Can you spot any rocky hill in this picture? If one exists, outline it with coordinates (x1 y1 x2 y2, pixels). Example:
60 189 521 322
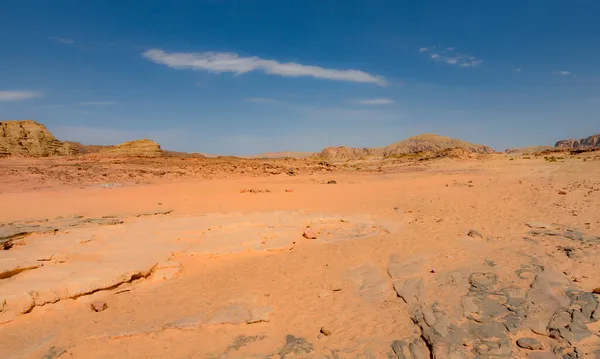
97 139 162 157
504 146 554 155
0 120 76 156
555 134 600 149
314 134 494 160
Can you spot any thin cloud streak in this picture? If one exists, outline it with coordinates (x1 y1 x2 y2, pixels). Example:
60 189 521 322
420 46 483 68
142 49 389 86
50 37 75 44
358 98 395 105
0 91 43 102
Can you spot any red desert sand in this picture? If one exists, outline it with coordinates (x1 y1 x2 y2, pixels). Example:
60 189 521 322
1 151 600 358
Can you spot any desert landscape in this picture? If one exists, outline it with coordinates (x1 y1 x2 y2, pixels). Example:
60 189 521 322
0 119 599 358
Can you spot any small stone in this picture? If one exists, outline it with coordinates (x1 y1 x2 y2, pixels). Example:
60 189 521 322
303 227 318 239
467 229 483 239
285 189 294 192
327 180 337 184
593 288 600 294
320 327 332 336
516 338 543 350
558 190 567 195
90 301 108 312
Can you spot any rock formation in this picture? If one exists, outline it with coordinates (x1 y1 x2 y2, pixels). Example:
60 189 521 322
314 134 494 160
0 120 75 156
100 139 163 157
555 134 600 149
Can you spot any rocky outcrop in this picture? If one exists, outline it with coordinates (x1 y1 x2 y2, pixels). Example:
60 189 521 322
383 134 494 156
314 134 494 160
315 146 382 160
101 139 163 157
555 134 600 149
504 146 554 154
0 120 75 156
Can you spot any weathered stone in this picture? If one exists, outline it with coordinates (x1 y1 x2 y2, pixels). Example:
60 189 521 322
467 229 483 239
526 222 555 229
408 339 429 359
303 227 318 239
278 335 314 358
247 306 273 324
346 264 394 302
391 340 410 359
468 272 498 290
387 255 427 280
206 304 250 325
163 315 203 330
41 346 68 359
517 338 543 350
90 301 107 312
392 278 424 305
320 327 332 336
568 291 598 320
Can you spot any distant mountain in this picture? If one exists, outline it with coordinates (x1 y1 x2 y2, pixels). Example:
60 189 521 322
555 134 600 150
504 146 554 155
249 151 315 159
314 134 494 160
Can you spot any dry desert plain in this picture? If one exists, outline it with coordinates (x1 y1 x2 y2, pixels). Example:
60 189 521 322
1 153 600 358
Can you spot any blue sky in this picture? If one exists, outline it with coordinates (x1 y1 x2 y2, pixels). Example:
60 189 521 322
1 0 599 155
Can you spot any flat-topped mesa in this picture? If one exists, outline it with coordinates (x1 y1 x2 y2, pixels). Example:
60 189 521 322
314 133 494 160
555 134 600 149
0 120 76 156
101 139 163 157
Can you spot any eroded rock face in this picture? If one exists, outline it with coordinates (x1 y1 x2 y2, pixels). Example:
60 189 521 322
385 223 600 359
0 120 75 156
313 134 495 160
101 139 163 157
555 134 600 149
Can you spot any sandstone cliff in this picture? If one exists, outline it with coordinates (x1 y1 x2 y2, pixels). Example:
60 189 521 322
555 134 600 149
0 120 75 156
314 134 494 160
101 139 163 157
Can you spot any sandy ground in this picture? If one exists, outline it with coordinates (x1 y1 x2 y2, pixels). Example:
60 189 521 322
1 155 599 358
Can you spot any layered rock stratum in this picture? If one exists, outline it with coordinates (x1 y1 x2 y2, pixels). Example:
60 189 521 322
0 120 75 156
555 134 600 150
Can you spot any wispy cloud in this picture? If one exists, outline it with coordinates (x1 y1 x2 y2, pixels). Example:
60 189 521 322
142 49 389 86
0 90 43 102
79 101 121 105
419 46 483 68
358 98 395 105
515 68 522 73
245 97 279 104
554 70 571 76
50 37 75 45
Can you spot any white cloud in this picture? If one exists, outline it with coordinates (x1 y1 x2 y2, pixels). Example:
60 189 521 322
554 71 571 76
245 97 278 104
142 49 388 86
79 101 121 105
420 46 483 68
358 98 395 105
0 91 43 102
50 37 75 45
515 68 522 73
